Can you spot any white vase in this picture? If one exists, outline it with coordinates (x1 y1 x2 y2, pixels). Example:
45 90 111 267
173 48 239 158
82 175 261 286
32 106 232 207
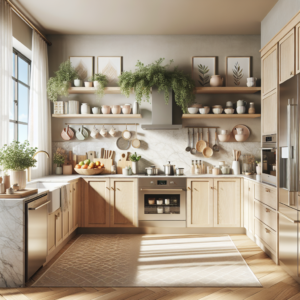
256 165 262 175
132 161 138 174
10 170 26 190
232 161 240 175
74 79 82 87
56 166 63 175
133 101 139 114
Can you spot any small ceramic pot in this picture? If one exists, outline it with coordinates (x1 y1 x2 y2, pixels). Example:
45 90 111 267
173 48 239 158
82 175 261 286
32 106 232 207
101 105 111 114
111 105 121 114
199 106 210 114
84 81 93 87
92 107 100 114
56 166 63 175
212 108 223 114
224 108 235 114
122 106 132 114
221 130 228 135
81 103 91 114
93 81 99 88
226 101 233 107
74 79 82 87
10 170 26 190
210 75 223 87
248 102 255 114
247 77 257 87
237 100 247 107
236 106 246 114
256 165 262 175
133 102 139 114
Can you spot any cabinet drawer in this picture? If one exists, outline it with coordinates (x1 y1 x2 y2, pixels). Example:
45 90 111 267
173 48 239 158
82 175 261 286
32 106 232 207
255 218 276 254
254 183 277 210
254 201 277 231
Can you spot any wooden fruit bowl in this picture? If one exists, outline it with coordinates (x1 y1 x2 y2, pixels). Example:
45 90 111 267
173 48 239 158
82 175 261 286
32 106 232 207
74 168 105 175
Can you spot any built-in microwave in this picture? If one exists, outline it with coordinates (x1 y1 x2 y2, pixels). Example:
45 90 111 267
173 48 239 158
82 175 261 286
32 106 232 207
262 134 277 186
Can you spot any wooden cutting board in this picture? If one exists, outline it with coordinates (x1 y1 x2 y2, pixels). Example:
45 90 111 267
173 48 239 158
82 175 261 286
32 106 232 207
72 154 77 174
87 151 96 161
77 154 87 164
117 152 132 174
0 188 38 198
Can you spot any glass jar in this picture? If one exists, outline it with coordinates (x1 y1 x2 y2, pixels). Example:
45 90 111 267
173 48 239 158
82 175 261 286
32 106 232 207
242 154 256 175
248 102 255 114
207 166 212 174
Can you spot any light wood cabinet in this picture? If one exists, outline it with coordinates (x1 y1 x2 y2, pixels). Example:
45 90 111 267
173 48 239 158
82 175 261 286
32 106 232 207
279 28 295 84
296 23 300 74
243 179 249 230
48 208 62 255
248 181 255 235
187 179 214 227
62 205 69 240
261 90 277 135
73 181 79 229
213 178 241 227
55 209 62 246
69 185 74 233
262 44 278 95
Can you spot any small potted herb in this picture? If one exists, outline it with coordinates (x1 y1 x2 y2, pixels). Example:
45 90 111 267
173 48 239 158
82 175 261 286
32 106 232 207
92 73 108 98
84 76 93 88
129 152 141 174
53 152 66 175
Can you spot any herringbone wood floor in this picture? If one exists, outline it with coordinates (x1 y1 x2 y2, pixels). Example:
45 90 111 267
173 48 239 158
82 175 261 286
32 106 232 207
1 234 300 300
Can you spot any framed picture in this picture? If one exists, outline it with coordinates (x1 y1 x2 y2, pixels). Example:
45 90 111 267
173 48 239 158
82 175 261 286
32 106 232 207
226 56 250 87
69 56 94 82
97 56 122 87
192 56 216 87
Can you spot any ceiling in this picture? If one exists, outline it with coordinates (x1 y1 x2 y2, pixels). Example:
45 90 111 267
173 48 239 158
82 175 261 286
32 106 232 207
14 0 278 35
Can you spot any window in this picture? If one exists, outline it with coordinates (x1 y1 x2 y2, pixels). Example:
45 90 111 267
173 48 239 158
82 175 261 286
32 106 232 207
10 48 31 143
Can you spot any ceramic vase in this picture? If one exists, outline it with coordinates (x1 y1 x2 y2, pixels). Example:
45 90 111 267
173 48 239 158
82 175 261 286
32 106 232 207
133 102 139 114
10 170 26 190
232 161 241 175
210 75 223 87
3 175 10 190
132 161 138 174
256 165 262 175
74 79 82 87
56 166 63 175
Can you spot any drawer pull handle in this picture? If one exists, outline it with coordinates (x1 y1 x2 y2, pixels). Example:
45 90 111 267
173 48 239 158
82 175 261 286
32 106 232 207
111 187 115 191
188 187 191 190
265 228 271 233
194 188 198 191
117 188 120 191
265 188 270 193
73 188 75 191
266 208 271 213
291 71 294 75
106 187 110 190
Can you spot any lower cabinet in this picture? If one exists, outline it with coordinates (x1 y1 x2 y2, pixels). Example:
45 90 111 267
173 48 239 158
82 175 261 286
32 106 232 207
187 178 241 227
83 178 138 227
48 208 62 255
248 181 255 235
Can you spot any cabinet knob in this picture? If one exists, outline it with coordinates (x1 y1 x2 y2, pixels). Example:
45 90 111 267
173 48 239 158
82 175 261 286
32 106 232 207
70 190 72 193
290 71 294 75
73 188 75 191
210 187 214 190
265 188 270 193
248 187 250 191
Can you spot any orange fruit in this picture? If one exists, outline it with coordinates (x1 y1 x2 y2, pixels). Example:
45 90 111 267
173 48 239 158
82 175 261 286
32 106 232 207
75 164 81 169
82 165 88 169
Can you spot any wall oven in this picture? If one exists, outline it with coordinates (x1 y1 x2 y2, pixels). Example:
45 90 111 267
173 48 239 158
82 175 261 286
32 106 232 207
262 134 277 186
138 177 186 227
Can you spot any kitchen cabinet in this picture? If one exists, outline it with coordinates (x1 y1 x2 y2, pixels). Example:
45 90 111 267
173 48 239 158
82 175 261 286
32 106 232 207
48 208 62 255
244 179 249 230
213 178 241 227
261 90 277 135
62 204 69 240
187 179 214 227
69 185 74 233
262 44 278 96
279 28 295 84
248 181 255 235
296 23 300 74
55 209 62 246
73 181 79 229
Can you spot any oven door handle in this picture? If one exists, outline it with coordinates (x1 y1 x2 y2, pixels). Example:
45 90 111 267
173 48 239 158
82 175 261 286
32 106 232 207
140 189 185 192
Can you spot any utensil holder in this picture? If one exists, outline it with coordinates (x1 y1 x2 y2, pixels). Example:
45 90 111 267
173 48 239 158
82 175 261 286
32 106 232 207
232 161 241 175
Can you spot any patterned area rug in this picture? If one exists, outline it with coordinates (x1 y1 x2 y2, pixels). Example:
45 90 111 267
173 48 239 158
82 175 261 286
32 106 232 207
33 234 261 287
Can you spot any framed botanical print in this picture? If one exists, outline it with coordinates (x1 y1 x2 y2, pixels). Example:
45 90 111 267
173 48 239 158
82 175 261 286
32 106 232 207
69 56 94 82
97 56 122 87
192 56 216 87
226 56 250 87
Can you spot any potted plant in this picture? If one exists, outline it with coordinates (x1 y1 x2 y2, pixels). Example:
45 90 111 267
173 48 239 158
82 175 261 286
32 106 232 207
53 152 66 175
84 76 93 88
0 141 37 190
47 60 78 101
129 152 141 175
92 73 108 98
118 58 195 113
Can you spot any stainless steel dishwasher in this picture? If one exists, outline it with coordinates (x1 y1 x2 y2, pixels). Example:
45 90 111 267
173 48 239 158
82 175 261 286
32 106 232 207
25 194 50 282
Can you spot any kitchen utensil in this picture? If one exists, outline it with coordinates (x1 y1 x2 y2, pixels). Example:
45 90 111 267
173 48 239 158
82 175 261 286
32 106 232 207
111 105 122 114
247 77 257 87
175 168 184 175
116 137 131 150
101 105 111 114
121 105 132 114
218 134 231 142
199 107 210 114
153 168 159 175
117 153 132 174
196 128 207 153
91 126 100 138
185 129 191 152
122 125 131 140
235 134 248 142
76 126 88 140
212 107 223 114
163 161 175 175
61 125 74 141
100 126 108 137
248 102 255 114
232 124 250 141
224 108 235 114
237 100 247 107
212 167 220 175
236 106 246 114
132 124 141 148
74 168 105 175
146 167 154 175
221 165 230 174
232 161 241 175
212 129 219 152
190 128 197 155
203 129 213 158
109 127 117 137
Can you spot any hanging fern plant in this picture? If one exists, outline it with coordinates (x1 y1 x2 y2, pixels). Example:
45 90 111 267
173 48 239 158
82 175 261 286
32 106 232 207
92 73 108 98
118 58 195 113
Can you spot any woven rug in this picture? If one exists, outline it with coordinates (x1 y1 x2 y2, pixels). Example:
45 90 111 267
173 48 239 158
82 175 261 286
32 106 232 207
33 234 261 287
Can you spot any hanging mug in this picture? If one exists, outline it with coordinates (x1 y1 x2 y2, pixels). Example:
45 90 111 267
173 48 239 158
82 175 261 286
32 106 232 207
91 126 100 139
100 126 108 137
109 127 117 137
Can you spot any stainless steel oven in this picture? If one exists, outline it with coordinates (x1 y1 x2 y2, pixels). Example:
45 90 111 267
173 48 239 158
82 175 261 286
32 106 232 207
138 177 186 227
262 134 277 186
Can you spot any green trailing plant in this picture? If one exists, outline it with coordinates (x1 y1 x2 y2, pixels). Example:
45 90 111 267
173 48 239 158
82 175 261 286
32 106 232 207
129 152 141 162
53 153 66 167
0 140 37 171
47 60 78 101
92 73 108 98
198 64 210 86
232 62 243 85
119 58 195 113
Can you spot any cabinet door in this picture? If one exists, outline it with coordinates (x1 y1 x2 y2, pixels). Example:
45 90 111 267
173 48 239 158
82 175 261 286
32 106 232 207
69 185 74 233
55 209 62 247
244 179 249 230
110 179 138 227
187 179 214 227
248 181 255 235
62 207 69 240
262 90 277 135
279 28 295 84
84 179 110 227
262 44 277 95
213 178 241 227
48 212 56 254
73 181 79 229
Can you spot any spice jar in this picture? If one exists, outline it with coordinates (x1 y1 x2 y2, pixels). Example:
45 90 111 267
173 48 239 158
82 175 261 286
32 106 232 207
212 166 220 175
248 102 255 114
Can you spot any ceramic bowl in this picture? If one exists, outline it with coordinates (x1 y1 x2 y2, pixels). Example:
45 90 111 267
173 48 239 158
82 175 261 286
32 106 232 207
188 107 199 114
235 134 248 142
224 108 235 114
218 134 231 142
212 108 223 114
199 107 210 114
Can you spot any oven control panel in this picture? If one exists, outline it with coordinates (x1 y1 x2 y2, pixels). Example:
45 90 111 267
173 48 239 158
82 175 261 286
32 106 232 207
140 177 186 187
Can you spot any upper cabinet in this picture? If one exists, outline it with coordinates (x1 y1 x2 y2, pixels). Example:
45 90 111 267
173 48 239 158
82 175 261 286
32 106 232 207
279 28 295 84
262 44 278 95
296 23 300 74
261 90 277 135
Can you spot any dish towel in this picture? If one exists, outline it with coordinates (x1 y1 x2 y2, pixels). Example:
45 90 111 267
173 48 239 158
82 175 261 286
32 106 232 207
61 184 70 211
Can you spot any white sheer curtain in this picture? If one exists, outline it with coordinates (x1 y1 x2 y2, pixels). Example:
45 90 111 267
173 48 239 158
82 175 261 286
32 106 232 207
29 31 51 179
0 0 12 147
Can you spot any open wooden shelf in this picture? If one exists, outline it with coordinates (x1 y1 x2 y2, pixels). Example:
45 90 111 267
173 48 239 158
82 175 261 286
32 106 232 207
52 114 142 119
68 87 122 94
194 87 261 94
182 114 261 119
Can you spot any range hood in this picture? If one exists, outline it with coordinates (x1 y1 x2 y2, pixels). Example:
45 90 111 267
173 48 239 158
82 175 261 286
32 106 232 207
141 88 182 130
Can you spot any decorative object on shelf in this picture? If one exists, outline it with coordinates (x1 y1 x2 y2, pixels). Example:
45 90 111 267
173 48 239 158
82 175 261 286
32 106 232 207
226 101 233 107
119 58 195 113
188 107 199 114
3 174 10 190
212 105 223 114
190 102 203 109
226 56 250 87
232 124 250 142
129 152 141 174
69 100 80 114
212 166 220 175
69 56 94 83
101 105 111 114
248 102 255 114
91 126 100 139
53 150 66 175
0 141 37 190
81 103 91 114
242 154 255 175
47 60 78 101
111 105 121 114
236 100 247 114
256 161 261 175
192 56 216 87
53 101 64 114
224 108 235 114
92 107 100 114
218 132 231 142
97 56 122 87
210 75 224 87
199 106 210 114
100 126 108 137
6 187 14 195
196 128 206 153
109 127 117 137
61 125 74 141
131 125 141 148
92 73 108 98
121 104 132 114
221 165 230 174
74 78 82 87
133 101 139 114
247 77 257 87
84 81 93 87
76 126 89 140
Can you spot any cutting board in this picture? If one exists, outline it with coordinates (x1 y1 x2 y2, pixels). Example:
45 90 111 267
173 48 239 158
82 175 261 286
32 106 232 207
0 188 38 199
77 154 87 164
117 152 132 174
72 154 77 174
87 151 96 161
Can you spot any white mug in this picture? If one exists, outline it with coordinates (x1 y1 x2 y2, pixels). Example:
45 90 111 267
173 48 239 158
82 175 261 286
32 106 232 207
236 106 246 114
237 100 247 107
91 126 99 139
92 107 100 114
100 127 108 137
109 127 117 137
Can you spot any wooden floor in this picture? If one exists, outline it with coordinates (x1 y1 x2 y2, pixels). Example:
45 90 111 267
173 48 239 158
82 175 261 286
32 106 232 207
1 234 300 300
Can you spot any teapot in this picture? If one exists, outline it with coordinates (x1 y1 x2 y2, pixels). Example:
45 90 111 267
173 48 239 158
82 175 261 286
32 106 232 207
210 75 224 87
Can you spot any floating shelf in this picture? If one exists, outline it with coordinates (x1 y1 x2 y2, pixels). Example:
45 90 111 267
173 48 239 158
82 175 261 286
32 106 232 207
68 87 122 94
194 87 261 94
182 114 261 119
52 114 142 119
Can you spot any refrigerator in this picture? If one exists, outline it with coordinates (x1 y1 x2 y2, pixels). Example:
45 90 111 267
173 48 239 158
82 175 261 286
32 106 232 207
279 74 300 279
